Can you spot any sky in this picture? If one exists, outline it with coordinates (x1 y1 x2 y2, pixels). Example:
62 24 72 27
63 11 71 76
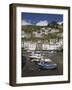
21 12 63 26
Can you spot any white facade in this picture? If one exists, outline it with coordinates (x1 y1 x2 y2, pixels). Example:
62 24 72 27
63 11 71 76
42 44 60 50
21 31 31 38
33 31 43 38
22 41 62 50
29 43 36 50
48 29 59 33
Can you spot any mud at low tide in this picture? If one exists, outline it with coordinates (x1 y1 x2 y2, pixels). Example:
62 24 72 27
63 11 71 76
21 51 63 77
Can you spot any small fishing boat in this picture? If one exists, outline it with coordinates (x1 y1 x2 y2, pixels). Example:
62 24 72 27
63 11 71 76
29 54 41 59
37 58 57 70
48 50 56 54
29 51 41 59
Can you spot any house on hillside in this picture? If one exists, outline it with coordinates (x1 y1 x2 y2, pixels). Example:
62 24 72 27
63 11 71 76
21 41 36 50
57 33 63 38
49 39 57 44
33 31 43 38
41 28 48 35
41 27 59 34
21 31 31 38
48 29 59 33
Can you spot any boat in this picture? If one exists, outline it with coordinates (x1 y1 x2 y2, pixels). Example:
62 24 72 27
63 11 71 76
48 50 56 54
37 58 57 70
29 53 41 59
29 50 41 58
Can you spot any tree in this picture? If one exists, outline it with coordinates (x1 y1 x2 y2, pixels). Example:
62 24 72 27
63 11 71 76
50 21 57 28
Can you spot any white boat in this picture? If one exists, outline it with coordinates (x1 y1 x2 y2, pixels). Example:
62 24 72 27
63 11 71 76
29 52 41 59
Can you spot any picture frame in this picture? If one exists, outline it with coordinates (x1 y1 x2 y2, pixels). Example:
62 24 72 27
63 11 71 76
9 3 70 86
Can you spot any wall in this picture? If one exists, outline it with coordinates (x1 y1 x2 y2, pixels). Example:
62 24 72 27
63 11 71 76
0 0 72 90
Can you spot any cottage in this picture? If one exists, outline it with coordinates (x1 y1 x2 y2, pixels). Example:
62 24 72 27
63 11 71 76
21 31 31 38
33 31 43 38
43 43 60 50
48 29 59 33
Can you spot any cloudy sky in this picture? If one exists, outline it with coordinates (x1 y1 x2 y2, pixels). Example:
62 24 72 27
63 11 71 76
21 12 63 26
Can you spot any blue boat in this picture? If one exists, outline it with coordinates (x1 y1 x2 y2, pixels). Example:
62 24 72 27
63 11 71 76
37 60 57 70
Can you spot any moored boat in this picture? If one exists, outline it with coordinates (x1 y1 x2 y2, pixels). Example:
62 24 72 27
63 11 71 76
37 58 57 70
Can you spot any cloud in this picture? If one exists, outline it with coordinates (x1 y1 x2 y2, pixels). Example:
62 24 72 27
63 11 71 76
57 21 63 25
36 20 48 26
21 20 32 25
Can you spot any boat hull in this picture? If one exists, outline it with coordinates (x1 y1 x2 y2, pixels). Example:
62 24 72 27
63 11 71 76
37 62 57 70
